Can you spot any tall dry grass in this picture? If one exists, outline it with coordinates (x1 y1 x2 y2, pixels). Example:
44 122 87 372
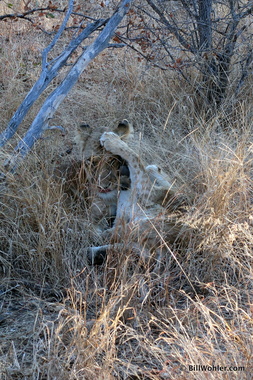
0 17 253 380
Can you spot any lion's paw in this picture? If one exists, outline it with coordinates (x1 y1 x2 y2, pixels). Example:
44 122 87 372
100 131 125 155
100 131 118 145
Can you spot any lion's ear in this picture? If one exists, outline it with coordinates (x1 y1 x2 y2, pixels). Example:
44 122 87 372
77 124 92 141
113 119 134 141
74 124 92 153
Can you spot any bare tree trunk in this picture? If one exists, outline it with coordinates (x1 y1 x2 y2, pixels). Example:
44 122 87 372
0 0 75 147
0 0 108 147
201 1 241 107
3 0 132 172
197 0 212 50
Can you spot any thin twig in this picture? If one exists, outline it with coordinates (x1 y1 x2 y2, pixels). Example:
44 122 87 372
42 0 74 69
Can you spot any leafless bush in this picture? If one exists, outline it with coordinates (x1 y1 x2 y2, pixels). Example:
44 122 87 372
119 0 253 111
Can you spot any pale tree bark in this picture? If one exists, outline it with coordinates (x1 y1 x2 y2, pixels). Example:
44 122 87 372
0 18 105 147
1 0 132 172
0 0 76 147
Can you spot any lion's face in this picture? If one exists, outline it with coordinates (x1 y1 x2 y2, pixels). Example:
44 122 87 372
75 120 133 202
85 153 130 203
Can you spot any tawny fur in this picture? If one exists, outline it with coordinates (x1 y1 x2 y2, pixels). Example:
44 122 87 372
78 120 188 265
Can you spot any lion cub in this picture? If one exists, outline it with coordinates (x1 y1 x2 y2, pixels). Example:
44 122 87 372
83 121 186 265
75 120 133 229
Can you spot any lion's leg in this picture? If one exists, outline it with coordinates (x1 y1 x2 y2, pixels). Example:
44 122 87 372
145 164 183 207
100 132 148 194
145 165 172 188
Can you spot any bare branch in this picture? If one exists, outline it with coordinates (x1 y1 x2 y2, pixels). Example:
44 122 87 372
0 18 106 148
146 0 196 53
4 0 133 172
42 0 74 69
45 126 65 133
113 33 168 70
0 7 103 23
235 48 253 96
0 7 60 21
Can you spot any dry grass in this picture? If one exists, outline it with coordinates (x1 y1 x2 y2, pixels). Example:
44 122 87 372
0 14 253 380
